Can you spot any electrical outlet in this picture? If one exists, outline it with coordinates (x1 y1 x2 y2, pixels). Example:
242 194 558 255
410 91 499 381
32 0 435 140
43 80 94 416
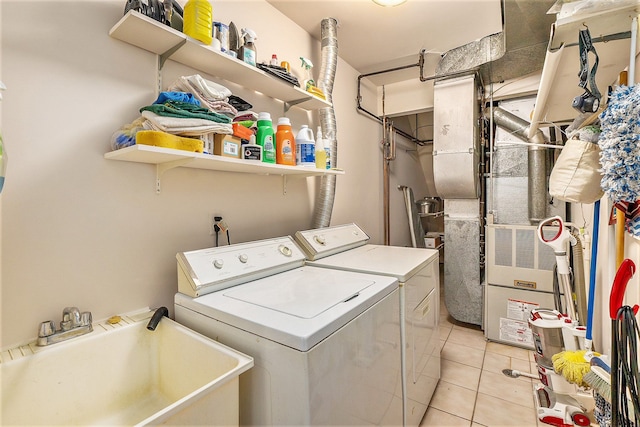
210 214 222 235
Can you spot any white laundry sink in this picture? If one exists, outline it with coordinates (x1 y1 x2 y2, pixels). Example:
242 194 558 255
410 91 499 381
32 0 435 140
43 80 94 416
0 310 253 426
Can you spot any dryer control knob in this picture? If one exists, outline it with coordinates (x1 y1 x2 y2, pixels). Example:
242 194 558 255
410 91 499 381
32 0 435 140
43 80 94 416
278 245 292 257
314 235 326 245
239 254 248 263
213 259 224 269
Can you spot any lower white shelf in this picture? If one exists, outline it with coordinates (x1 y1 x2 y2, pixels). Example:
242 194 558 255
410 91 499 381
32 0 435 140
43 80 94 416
104 144 343 193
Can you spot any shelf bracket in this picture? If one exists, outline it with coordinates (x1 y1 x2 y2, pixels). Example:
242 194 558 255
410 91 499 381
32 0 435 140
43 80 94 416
284 97 309 113
156 157 194 194
282 175 287 195
159 39 187 70
157 39 187 95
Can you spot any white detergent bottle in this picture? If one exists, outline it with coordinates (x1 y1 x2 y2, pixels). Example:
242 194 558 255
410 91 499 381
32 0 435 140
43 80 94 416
296 125 315 167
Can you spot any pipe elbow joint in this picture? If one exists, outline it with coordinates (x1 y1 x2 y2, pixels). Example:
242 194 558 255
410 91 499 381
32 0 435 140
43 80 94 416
147 306 169 331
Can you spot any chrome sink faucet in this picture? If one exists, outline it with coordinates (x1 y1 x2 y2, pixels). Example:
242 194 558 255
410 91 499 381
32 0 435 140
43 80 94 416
37 307 93 346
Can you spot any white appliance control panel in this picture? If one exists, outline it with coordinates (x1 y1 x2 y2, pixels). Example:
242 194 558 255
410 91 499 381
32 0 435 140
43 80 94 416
176 236 306 297
294 223 369 260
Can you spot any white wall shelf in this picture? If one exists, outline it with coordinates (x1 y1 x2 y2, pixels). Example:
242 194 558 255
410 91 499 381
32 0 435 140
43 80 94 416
105 145 344 194
109 10 331 111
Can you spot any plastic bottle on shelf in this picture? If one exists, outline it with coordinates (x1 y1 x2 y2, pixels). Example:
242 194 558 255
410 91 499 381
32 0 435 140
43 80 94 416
296 125 315 167
276 117 296 166
323 131 331 170
242 134 262 161
315 127 326 169
256 112 276 164
183 0 213 45
270 54 279 66
239 28 258 66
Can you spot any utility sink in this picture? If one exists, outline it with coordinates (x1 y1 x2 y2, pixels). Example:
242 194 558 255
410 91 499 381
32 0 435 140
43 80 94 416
0 309 253 426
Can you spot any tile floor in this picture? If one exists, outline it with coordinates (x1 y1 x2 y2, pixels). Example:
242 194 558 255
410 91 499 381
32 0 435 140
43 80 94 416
420 272 541 426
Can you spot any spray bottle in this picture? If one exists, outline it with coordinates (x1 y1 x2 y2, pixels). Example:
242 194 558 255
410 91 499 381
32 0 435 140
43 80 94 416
239 28 258 66
316 126 331 170
315 127 326 169
299 57 326 99
299 57 316 91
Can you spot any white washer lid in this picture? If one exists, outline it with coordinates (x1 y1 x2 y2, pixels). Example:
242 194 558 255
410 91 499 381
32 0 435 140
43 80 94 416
175 266 398 351
307 244 439 282
224 271 367 318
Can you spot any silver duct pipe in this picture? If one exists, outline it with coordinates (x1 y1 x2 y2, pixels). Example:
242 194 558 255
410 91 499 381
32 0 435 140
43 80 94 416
312 18 339 229
488 107 548 224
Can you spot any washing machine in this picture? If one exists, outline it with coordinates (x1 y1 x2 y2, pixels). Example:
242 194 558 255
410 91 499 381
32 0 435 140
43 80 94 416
294 223 440 426
174 236 403 426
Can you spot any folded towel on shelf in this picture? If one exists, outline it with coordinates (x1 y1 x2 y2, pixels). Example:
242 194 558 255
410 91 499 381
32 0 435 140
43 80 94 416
171 74 232 99
141 100 232 123
168 76 238 118
136 130 204 152
141 111 233 136
153 91 200 106
228 95 252 112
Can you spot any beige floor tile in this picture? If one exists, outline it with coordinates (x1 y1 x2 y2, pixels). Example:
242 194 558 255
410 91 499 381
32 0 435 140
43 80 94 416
441 341 485 369
478 370 535 408
447 327 487 351
472 393 538 426
486 341 531 361
440 359 482 391
482 351 510 375
429 381 477 421
420 407 472 427
440 325 453 341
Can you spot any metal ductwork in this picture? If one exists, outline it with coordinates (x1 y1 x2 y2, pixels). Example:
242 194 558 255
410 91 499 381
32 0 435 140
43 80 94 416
312 17 338 229
488 107 548 224
436 0 556 84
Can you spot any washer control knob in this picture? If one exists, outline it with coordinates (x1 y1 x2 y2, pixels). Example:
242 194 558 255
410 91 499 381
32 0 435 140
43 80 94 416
278 245 292 257
314 235 326 245
213 259 224 269
239 254 248 263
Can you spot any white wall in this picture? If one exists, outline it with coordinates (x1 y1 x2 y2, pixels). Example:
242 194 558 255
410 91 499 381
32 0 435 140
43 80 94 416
0 0 427 348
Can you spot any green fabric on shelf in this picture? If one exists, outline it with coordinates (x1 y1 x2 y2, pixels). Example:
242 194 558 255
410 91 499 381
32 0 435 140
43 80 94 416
140 100 231 124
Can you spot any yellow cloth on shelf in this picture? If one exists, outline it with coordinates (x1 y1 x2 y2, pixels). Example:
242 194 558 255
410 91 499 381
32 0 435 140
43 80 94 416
136 130 204 153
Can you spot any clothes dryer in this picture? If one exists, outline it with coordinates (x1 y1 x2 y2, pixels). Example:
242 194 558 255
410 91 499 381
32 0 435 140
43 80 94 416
295 223 440 426
174 236 402 426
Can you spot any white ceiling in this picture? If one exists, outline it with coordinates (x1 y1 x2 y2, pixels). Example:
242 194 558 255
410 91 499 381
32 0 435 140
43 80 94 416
266 0 504 82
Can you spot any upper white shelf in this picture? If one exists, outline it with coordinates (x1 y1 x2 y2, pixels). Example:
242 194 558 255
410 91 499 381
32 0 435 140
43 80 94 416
109 10 331 111
529 2 639 130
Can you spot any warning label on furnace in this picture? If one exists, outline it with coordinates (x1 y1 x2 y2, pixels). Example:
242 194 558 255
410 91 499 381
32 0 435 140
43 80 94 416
506 298 539 321
499 318 533 347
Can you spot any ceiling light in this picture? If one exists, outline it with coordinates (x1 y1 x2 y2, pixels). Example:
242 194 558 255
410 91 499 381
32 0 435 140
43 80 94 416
372 0 407 6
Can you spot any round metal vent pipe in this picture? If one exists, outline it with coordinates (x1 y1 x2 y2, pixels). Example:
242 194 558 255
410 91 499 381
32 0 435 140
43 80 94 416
488 107 548 224
312 18 338 229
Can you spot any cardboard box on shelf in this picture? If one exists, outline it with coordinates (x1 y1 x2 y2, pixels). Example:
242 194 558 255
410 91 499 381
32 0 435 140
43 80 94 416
214 134 241 158
424 232 442 249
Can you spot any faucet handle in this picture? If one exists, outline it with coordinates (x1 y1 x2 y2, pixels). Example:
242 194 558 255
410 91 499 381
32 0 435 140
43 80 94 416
61 307 81 330
80 311 92 327
38 321 56 338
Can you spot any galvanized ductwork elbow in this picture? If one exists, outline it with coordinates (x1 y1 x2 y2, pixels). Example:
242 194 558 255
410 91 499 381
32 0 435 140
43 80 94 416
312 18 339 229
488 107 548 224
